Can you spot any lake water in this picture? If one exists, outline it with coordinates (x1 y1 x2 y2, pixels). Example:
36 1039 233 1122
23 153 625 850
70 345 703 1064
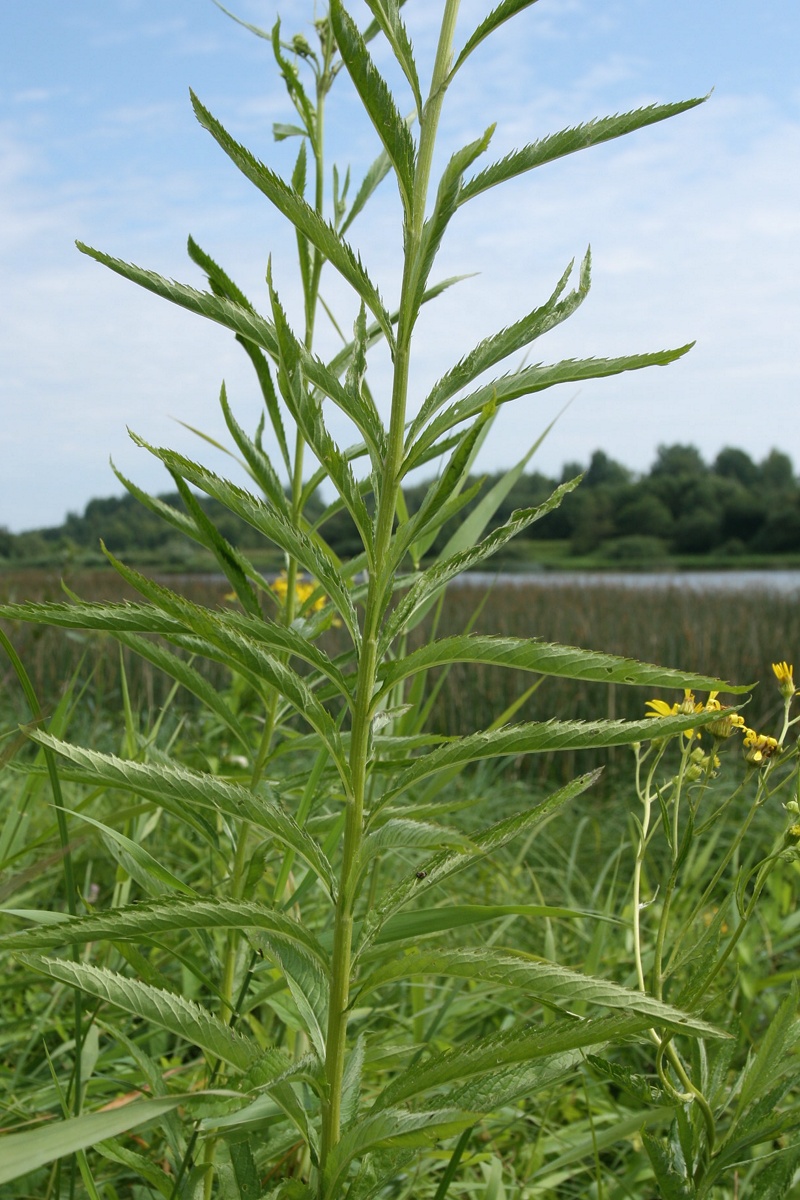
457 570 800 593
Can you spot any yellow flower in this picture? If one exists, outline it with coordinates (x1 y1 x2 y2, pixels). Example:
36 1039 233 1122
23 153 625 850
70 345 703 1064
772 661 796 700
270 571 327 613
704 693 746 740
645 689 704 741
742 727 779 766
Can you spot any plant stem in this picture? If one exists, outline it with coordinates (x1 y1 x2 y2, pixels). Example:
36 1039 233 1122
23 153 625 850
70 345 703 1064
318 4 462 1182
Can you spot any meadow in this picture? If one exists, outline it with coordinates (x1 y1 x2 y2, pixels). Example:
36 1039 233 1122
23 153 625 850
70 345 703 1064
2 570 800 1198
3 0 799 1194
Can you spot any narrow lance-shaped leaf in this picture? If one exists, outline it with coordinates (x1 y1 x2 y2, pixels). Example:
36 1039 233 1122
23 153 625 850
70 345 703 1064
267 271 377 560
393 401 494 567
405 345 694 472
360 771 600 948
18 955 258 1070
458 98 708 205
0 897 328 967
186 233 255 311
360 946 726 1037
411 124 495 313
450 0 541 76
377 634 750 698
421 419 562 591
339 145 392 236
373 902 610 946
380 478 580 650
411 251 589 436
29 733 337 897
169 469 263 619
371 1013 659 1112
218 382 293 515
122 441 361 646
323 1109 476 1200
361 0 422 112
77 243 280 354
377 707 739 806
0 1097 195 1188
190 92 396 348
98 547 351 769
329 0 416 214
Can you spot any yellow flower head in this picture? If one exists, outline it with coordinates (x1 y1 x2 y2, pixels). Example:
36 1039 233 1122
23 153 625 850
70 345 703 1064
742 727 780 766
645 689 704 741
270 571 327 613
703 693 746 740
772 661 796 701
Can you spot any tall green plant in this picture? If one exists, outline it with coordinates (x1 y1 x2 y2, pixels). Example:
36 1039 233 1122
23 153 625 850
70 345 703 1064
0 3 747 1197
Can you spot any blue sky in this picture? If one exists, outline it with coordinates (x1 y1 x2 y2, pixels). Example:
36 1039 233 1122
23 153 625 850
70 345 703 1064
2 0 799 531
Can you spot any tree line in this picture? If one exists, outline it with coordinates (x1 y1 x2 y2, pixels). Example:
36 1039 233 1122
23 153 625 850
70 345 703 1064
2 443 798 566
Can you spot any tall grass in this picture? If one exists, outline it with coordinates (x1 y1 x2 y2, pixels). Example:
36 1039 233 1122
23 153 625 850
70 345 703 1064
3 569 793 738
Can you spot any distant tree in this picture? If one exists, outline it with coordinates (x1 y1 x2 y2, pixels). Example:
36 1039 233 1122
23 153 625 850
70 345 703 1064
651 444 707 478
584 450 631 488
760 501 800 553
761 449 795 492
615 492 674 540
673 510 722 554
714 447 759 489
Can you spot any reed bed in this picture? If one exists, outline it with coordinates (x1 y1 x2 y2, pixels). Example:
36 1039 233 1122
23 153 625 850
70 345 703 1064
2 569 796 753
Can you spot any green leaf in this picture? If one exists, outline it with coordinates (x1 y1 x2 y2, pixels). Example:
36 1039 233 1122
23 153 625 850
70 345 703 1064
411 253 589 436
377 634 748 698
190 92 395 348
375 708 736 805
734 983 800 1117
746 1141 800 1200
358 818 471 875
77 242 280 354
372 1013 660 1111
361 771 599 946
0 1097 192 1187
340 146 393 236
360 946 725 1038
112 632 244 752
186 234 255 312
329 0 416 213
239 340 291 472
642 1131 695 1200
458 99 708 205
218 382 293 516
17 955 257 1070
380 479 580 649
102 548 349 769
323 1109 475 1200
361 0 422 112
451 0 541 76
395 403 494 566
405 346 694 471
267 273 378 556
411 125 495 310
253 937 329 1061
0 897 328 968
62 809 199 899
28 734 337 897
373 902 610 945
121 443 361 647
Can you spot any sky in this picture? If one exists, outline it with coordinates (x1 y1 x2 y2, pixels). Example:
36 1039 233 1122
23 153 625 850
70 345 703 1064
1 0 799 532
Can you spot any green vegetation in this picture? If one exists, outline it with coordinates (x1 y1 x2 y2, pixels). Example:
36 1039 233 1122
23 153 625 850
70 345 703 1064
2 3 800 1199
5 443 799 570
